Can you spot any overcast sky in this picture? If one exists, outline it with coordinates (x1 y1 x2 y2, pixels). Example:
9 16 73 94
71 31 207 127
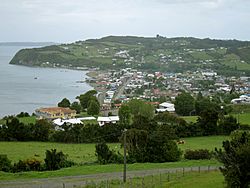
1 0 250 42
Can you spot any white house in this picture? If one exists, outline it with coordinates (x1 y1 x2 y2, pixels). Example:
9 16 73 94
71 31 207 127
53 117 96 130
231 94 250 104
156 102 175 113
97 116 120 126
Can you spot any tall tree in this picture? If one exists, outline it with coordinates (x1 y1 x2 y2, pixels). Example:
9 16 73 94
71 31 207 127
174 92 195 116
118 104 131 127
77 90 97 109
87 100 100 115
58 98 70 108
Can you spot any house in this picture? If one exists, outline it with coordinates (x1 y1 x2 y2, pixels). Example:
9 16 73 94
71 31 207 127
53 117 96 130
97 116 119 126
231 94 250 104
156 102 175 113
35 107 76 120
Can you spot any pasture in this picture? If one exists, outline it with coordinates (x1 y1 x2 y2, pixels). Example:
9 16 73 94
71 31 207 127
0 136 227 165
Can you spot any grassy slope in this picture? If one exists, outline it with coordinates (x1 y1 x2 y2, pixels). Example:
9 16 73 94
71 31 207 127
0 160 220 181
104 171 224 188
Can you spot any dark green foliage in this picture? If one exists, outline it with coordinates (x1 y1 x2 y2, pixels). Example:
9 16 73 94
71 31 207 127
174 92 195 116
0 155 12 172
124 129 181 163
118 104 131 127
218 116 239 135
77 90 97 109
197 109 219 136
44 149 73 170
144 133 182 162
95 143 122 164
58 98 71 108
87 100 100 115
184 149 212 160
31 119 52 141
4 117 31 141
70 101 82 114
215 131 250 188
16 112 30 118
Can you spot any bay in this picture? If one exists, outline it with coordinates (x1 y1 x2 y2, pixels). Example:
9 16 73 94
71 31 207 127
0 45 92 118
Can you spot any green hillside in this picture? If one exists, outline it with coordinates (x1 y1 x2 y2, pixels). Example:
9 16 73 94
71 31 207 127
10 36 250 76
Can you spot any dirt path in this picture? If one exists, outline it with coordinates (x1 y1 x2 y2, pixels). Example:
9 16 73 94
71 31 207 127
0 166 220 188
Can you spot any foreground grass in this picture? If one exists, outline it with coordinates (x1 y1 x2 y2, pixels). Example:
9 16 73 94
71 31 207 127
99 170 225 188
0 159 220 181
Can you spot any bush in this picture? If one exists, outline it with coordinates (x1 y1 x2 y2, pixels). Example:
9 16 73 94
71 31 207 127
44 149 74 170
95 143 123 164
184 149 212 160
12 158 42 172
0 155 12 172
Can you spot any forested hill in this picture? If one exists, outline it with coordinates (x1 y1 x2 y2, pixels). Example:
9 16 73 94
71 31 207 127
9 36 250 76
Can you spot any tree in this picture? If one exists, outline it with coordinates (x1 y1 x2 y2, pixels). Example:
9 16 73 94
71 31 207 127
197 109 219 135
77 90 97 109
127 99 154 120
215 131 250 188
174 92 195 116
118 105 131 127
58 98 70 108
70 101 82 114
87 100 100 115
31 119 52 141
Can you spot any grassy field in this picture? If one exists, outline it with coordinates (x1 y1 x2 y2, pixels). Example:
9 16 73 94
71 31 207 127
178 136 228 151
0 142 121 164
0 136 227 164
182 113 250 125
0 160 220 181
0 116 36 125
98 170 225 188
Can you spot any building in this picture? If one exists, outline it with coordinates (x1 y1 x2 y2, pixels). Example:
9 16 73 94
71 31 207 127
156 102 175 113
35 107 76 120
97 116 119 126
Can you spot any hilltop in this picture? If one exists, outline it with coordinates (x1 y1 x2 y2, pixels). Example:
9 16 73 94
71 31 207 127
9 36 250 76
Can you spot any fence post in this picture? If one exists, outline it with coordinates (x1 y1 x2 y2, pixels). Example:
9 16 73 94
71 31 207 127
106 179 109 188
199 166 201 173
62 183 65 188
208 165 210 172
183 168 185 177
191 167 193 172
160 173 162 187
142 177 145 188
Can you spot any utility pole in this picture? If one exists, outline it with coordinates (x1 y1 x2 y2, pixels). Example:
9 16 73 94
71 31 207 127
123 128 127 183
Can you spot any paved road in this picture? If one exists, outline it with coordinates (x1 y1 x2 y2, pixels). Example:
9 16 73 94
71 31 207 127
114 76 132 101
0 166 220 188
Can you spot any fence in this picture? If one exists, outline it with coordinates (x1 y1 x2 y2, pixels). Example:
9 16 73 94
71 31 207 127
82 166 220 188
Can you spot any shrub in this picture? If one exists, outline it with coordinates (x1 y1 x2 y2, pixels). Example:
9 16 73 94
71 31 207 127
95 143 122 164
44 149 74 170
0 155 12 172
12 158 42 172
184 149 212 160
